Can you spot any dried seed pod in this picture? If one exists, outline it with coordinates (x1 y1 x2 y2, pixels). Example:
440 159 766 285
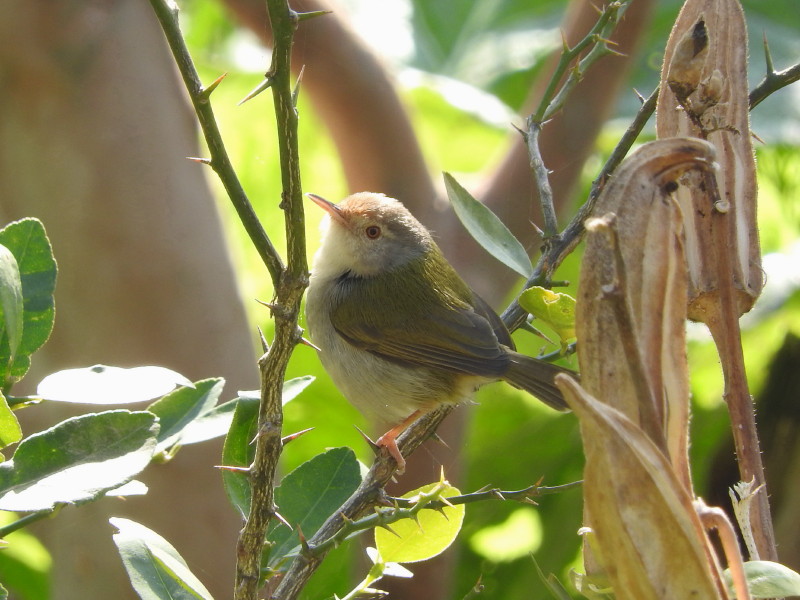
578 138 716 488
657 0 762 321
667 17 709 104
557 376 727 600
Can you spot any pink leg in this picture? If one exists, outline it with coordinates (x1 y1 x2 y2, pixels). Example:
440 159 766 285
375 410 421 474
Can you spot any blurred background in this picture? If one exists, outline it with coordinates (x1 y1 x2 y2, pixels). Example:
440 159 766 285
0 0 798 598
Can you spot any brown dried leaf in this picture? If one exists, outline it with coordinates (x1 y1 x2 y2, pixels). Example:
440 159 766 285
557 375 727 600
657 0 762 320
578 138 716 487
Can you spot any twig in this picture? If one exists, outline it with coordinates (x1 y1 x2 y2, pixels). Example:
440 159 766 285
233 2 311 600
524 0 630 240
272 407 453 600
390 480 582 510
502 86 659 332
147 0 284 286
0 509 54 537
701 170 777 561
749 37 800 109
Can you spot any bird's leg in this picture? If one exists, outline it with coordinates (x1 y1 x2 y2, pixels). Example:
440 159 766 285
376 410 422 474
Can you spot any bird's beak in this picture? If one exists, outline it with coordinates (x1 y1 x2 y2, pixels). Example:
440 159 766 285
306 193 347 226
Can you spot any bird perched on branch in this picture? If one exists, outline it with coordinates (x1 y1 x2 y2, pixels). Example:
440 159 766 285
305 192 570 472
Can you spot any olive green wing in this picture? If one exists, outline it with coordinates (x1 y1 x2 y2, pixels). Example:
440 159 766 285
329 272 510 378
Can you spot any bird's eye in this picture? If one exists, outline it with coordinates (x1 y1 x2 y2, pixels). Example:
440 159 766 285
365 225 382 239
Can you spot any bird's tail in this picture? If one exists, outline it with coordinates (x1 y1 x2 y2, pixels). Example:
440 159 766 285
502 350 576 411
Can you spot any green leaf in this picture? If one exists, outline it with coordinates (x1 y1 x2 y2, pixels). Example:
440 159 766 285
375 483 465 563
37 365 194 404
0 410 158 511
0 218 57 384
220 396 259 518
724 560 800 598
0 244 23 379
147 378 225 453
0 391 21 450
111 517 214 600
518 287 577 348
236 375 316 409
220 377 318 518
266 447 362 568
443 172 533 278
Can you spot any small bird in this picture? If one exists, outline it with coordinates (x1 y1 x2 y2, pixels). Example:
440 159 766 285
305 192 570 472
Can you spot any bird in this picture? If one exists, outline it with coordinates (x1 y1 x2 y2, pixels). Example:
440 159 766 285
305 192 570 472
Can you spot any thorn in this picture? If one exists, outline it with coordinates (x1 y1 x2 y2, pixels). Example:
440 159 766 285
297 525 311 555
257 326 270 353
474 484 493 494
215 464 251 474
282 427 314 445
521 497 540 506
429 432 449 448
633 88 646 104
291 65 305 108
201 72 228 98
528 219 544 238
762 32 775 75
379 523 401 538
296 9 332 21
299 336 321 352
511 122 528 142
340 511 355 526
238 76 273 106
438 495 455 509
491 489 507 501
256 298 279 312
375 490 395 508
354 425 380 455
272 509 293 530
187 156 212 165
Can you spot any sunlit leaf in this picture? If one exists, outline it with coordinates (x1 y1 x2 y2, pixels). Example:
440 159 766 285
0 392 21 450
111 517 214 600
0 410 158 511
147 379 224 453
38 365 193 405
375 483 465 564
444 172 533 278
519 287 576 348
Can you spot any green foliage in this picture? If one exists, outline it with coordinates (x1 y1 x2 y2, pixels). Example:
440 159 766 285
375 482 465 564
0 219 55 390
37 365 193 405
111 517 214 600
265 447 361 571
0 411 158 512
725 560 800 598
147 379 225 455
519 287 577 349
220 376 317 519
444 172 534 278
0 391 21 450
